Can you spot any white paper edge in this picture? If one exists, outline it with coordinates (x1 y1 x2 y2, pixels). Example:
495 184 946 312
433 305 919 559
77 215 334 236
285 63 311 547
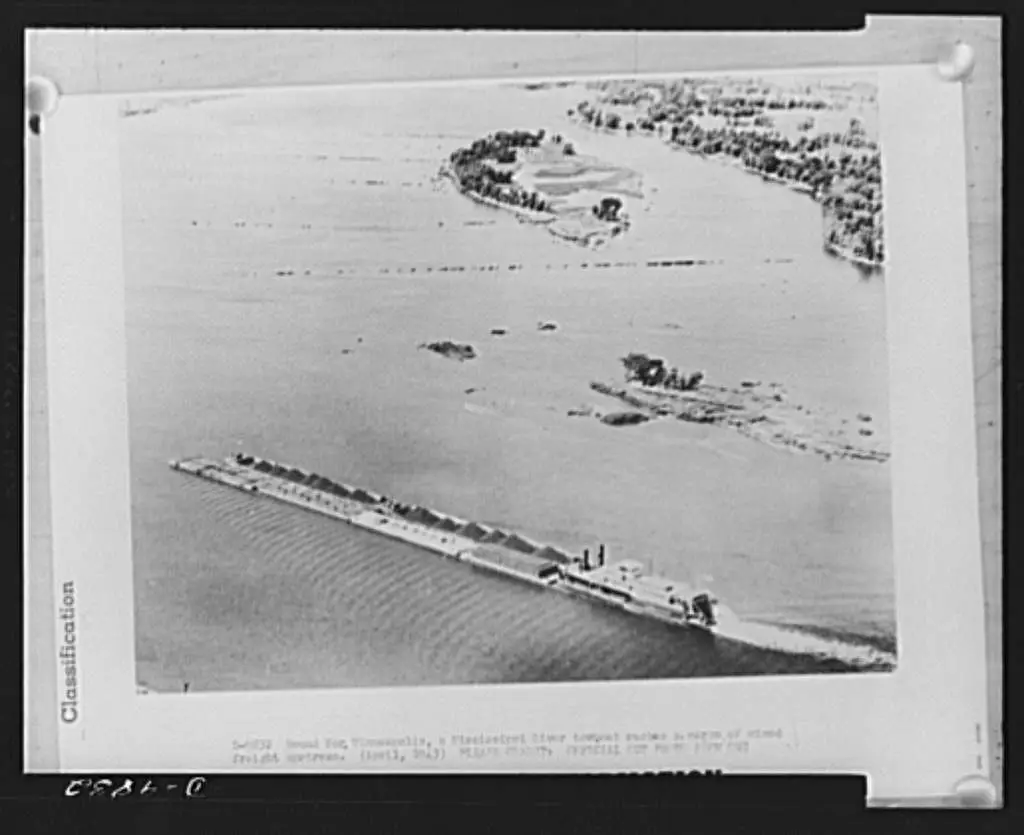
33 64 989 803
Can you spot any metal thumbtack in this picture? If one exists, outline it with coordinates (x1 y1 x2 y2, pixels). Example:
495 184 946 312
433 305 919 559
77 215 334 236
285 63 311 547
25 76 61 135
952 775 997 808
936 41 976 82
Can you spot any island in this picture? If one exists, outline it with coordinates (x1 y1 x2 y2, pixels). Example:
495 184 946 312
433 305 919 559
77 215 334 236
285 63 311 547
600 411 651 427
440 129 639 248
567 77 884 269
589 353 888 463
419 340 477 362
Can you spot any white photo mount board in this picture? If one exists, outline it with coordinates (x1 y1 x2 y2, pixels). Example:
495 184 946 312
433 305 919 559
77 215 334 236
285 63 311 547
26 19 1001 807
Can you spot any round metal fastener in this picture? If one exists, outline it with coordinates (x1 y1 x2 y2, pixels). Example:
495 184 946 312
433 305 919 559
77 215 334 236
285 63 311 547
937 42 976 82
26 76 61 116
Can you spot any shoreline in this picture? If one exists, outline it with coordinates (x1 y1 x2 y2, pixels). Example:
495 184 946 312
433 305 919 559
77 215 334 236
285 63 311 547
440 132 633 249
590 379 889 464
566 110 886 271
438 166 557 225
823 240 885 271
441 162 631 249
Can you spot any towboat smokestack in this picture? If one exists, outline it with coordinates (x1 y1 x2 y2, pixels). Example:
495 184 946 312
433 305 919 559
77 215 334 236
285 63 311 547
598 544 605 567
583 549 590 570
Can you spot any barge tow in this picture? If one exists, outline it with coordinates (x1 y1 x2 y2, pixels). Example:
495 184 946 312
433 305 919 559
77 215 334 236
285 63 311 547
170 453 721 633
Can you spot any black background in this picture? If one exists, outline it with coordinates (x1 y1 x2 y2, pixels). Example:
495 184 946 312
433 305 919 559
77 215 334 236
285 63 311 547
2 1 1014 832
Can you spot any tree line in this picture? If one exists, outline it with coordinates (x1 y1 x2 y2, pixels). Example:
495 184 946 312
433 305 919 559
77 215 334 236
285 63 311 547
447 129 565 214
570 84 885 266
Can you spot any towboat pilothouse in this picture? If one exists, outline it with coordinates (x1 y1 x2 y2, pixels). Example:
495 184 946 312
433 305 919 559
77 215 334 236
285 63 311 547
559 549 719 632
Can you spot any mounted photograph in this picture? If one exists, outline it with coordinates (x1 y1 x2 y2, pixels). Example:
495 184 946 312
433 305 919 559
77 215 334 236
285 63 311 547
120 69 896 695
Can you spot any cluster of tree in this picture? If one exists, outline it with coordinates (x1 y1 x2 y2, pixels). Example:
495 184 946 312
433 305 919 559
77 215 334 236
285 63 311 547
765 97 829 110
468 178 551 212
573 101 626 131
839 117 873 150
481 129 545 155
597 85 658 107
622 353 705 391
824 195 885 263
667 121 845 192
716 104 757 119
663 119 883 264
704 100 825 121
592 196 623 221
632 117 660 132
695 93 828 112
447 129 555 213
571 83 885 265
826 220 884 263
625 93 827 127
817 143 883 262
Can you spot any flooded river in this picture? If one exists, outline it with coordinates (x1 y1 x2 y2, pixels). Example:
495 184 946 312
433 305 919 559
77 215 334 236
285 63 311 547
121 80 894 692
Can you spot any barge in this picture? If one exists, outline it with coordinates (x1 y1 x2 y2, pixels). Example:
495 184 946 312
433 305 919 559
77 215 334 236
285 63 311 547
169 453 720 632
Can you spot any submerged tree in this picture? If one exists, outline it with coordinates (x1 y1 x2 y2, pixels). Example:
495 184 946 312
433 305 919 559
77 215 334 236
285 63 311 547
594 196 623 221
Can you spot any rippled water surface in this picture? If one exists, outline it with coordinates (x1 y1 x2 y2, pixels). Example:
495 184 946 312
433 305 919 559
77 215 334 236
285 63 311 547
122 81 895 692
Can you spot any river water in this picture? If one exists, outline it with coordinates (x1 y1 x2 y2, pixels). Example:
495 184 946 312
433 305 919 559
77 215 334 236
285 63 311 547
121 81 895 693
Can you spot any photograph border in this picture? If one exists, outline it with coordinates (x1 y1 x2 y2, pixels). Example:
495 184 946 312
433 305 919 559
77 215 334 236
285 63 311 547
27 54 992 805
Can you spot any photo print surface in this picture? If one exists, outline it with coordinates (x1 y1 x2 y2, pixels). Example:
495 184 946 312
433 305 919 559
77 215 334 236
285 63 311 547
120 70 895 695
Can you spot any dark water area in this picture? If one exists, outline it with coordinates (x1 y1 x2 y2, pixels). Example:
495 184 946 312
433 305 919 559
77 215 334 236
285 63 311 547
122 80 896 693
135 478 865 693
